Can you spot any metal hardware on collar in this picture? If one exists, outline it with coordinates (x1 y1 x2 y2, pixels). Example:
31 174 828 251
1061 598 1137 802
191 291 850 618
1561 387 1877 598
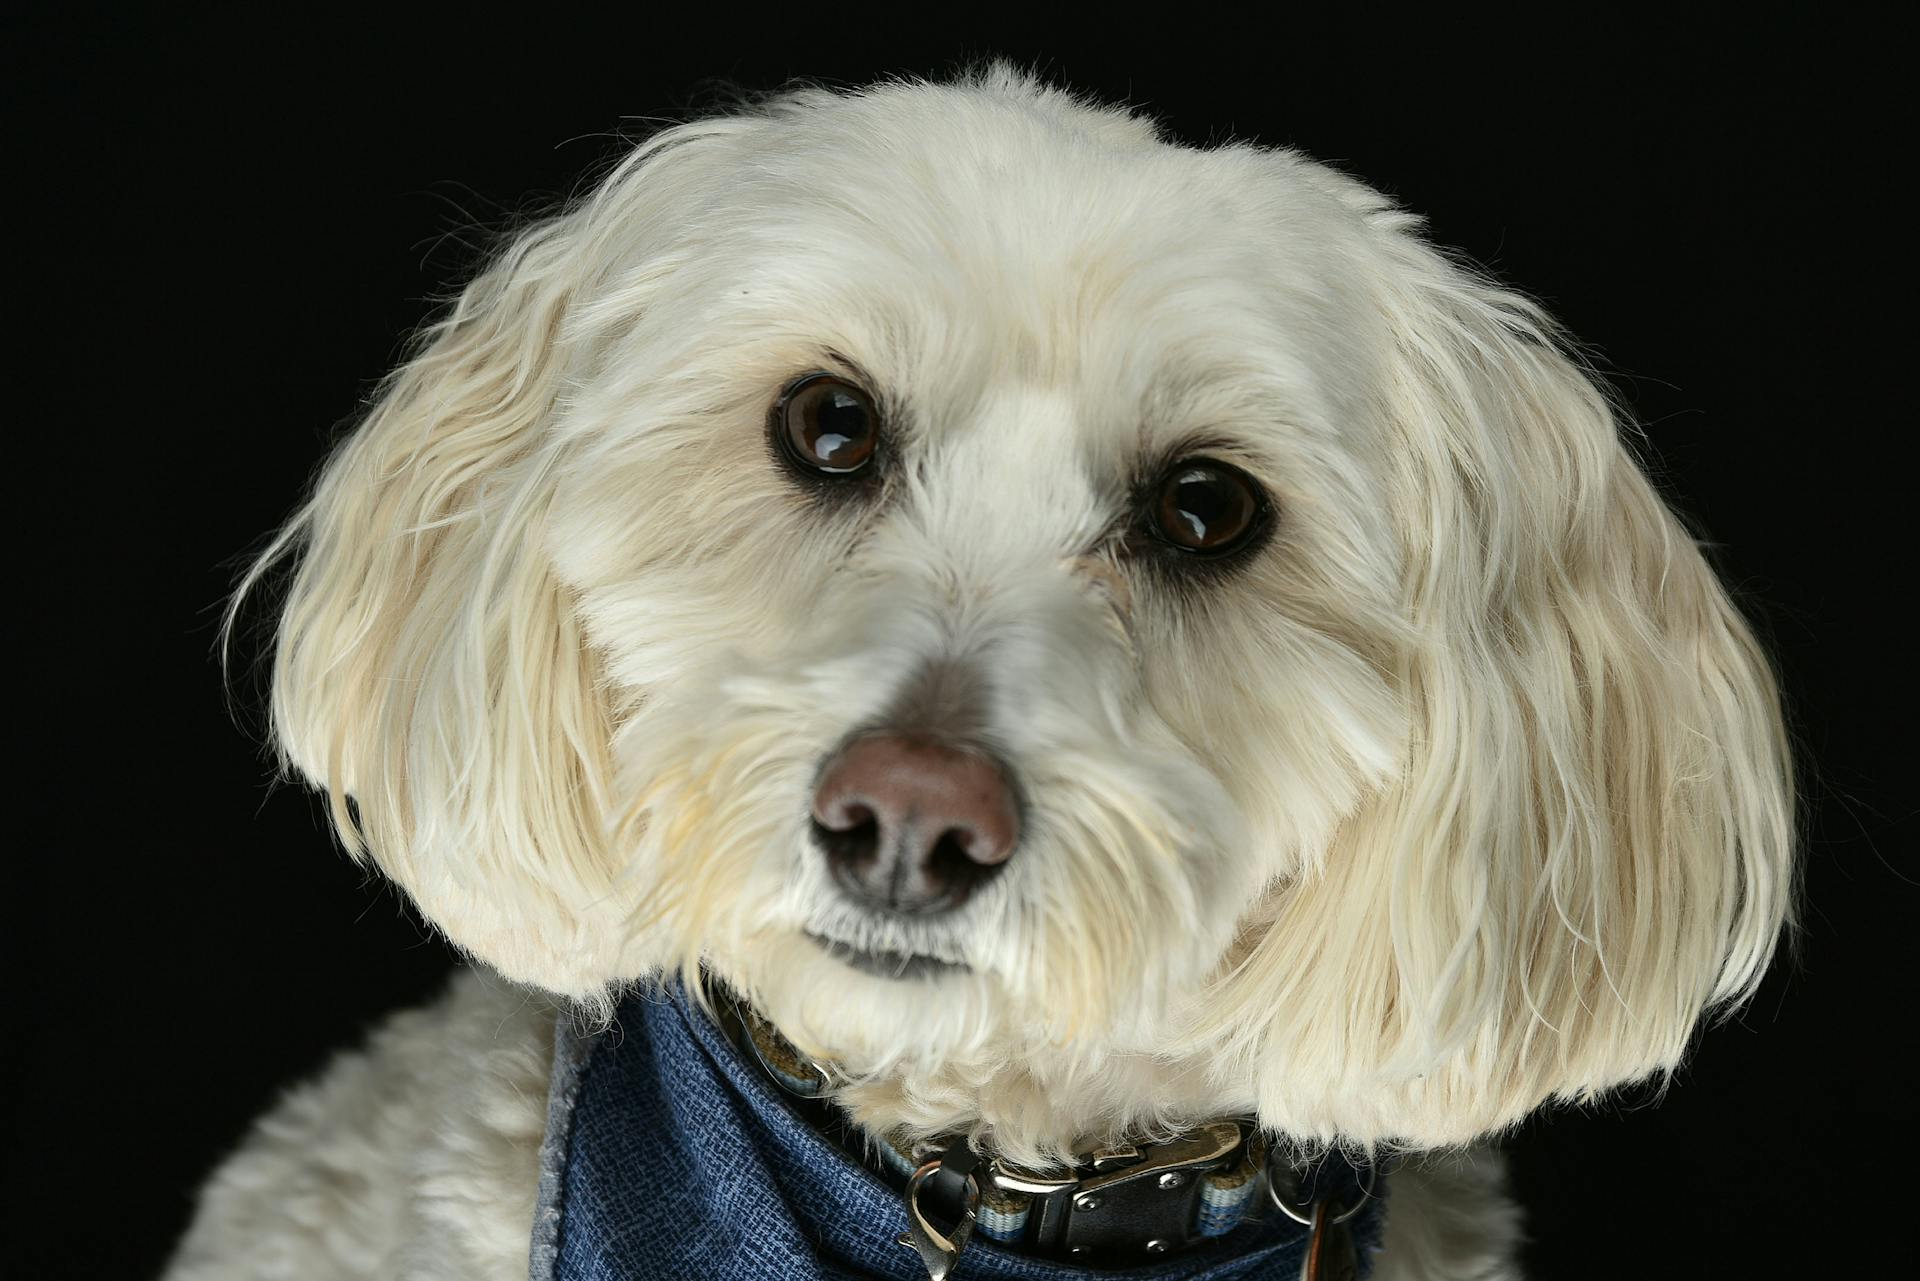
969 1119 1252 1264
1267 1150 1377 1227
736 1002 835 1097
983 1165 1078 1196
897 1146 981 1281
1058 1121 1243 1198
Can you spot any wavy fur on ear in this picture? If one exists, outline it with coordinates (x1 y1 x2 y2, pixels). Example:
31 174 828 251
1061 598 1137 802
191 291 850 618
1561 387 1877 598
226 121 759 1001
1194 213 1796 1145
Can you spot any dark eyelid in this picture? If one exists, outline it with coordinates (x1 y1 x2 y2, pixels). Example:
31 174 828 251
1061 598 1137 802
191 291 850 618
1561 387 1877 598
1143 434 1270 487
820 350 883 404
808 354 894 443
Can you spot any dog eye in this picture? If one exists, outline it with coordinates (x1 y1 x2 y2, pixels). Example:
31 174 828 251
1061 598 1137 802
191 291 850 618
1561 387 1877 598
775 373 879 476
1151 459 1269 556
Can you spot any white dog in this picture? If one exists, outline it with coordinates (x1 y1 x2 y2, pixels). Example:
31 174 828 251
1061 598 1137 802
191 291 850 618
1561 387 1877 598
168 67 1794 1281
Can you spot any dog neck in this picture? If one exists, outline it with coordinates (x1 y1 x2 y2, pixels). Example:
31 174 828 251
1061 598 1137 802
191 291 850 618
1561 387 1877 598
711 981 1379 1273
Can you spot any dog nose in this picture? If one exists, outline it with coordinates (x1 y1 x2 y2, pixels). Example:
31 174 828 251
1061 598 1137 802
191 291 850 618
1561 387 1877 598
810 734 1019 915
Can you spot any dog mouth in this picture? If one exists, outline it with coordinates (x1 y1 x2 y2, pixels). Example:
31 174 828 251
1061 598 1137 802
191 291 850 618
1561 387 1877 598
805 931 969 980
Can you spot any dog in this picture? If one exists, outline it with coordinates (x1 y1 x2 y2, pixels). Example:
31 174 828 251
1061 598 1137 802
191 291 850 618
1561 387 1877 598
167 67 1795 1280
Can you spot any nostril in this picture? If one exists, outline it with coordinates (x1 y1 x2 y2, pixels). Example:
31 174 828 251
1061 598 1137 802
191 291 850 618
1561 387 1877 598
816 797 875 834
950 805 1017 866
812 811 879 888
928 829 985 892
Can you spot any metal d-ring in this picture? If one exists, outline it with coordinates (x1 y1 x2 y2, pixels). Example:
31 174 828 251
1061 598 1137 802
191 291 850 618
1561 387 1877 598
737 1005 836 1097
1266 1153 1376 1227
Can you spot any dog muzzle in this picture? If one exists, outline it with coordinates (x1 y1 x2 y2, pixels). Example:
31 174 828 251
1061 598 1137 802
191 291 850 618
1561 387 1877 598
528 981 1386 1280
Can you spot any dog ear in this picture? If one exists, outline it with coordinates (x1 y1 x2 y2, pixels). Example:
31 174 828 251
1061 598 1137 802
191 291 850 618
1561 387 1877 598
233 125 751 1001
1206 223 1796 1146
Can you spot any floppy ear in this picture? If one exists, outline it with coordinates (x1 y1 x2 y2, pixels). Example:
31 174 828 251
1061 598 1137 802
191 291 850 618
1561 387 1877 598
1207 220 1796 1146
231 123 754 1000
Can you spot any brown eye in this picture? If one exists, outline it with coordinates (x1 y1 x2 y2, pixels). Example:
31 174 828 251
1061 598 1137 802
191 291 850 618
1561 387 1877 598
776 373 879 476
1152 459 1269 556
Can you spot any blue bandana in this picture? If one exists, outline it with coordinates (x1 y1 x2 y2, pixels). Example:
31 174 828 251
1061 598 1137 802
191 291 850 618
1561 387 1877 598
529 985 1384 1279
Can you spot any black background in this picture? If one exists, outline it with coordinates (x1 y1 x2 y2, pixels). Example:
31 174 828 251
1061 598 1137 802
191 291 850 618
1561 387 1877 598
8 9 1913 1279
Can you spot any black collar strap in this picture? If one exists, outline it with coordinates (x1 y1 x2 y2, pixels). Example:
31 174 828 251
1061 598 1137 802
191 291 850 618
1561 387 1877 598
718 990 1377 1276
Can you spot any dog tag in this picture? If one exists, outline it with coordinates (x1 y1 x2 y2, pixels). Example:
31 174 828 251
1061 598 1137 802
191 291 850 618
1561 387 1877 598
1299 1197 1358 1281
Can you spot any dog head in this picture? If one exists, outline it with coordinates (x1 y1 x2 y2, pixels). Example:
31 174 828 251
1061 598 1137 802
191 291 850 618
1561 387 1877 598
242 68 1793 1160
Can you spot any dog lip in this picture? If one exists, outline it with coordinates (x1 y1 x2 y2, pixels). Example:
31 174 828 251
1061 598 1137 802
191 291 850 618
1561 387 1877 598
805 931 968 980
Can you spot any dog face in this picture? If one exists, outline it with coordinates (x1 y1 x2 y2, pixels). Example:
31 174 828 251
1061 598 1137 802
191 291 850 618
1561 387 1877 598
244 69 1793 1159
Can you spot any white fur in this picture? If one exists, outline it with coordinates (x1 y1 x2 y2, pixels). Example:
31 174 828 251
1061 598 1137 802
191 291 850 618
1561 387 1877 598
166 971 556 1280
180 66 1795 1278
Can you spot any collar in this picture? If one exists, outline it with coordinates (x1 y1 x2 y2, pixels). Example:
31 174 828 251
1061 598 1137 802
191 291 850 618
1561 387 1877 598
718 988 1380 1278
529 981 1385 1281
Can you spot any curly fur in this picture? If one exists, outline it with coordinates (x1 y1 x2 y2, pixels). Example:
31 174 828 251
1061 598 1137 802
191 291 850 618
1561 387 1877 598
180 66 1795 1279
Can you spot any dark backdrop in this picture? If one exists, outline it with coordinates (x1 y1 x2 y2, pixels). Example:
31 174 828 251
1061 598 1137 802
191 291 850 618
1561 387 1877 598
9 10 1911 1278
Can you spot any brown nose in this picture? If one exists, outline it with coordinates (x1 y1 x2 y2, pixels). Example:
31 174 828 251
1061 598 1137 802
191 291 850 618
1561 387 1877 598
810 734 1020 915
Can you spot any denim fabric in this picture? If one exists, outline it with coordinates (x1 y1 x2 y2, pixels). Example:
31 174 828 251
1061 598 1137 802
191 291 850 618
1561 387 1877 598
529 1006 596 1279
536 985 1384 1280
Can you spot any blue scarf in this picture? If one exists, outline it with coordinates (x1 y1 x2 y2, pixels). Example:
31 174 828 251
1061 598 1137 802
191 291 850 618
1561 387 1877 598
529 985 1383 1279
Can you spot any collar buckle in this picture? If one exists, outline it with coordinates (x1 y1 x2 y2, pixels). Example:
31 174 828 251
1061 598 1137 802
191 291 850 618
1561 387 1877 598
975 1120 1255 1265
